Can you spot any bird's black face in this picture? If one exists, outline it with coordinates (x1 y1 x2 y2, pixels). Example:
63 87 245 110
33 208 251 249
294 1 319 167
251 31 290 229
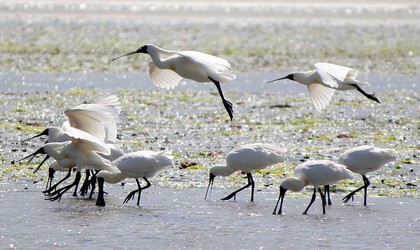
284 73 295 81
136 45 148 54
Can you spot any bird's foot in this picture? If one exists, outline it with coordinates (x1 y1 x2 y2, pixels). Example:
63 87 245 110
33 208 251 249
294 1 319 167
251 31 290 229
123 190 138 204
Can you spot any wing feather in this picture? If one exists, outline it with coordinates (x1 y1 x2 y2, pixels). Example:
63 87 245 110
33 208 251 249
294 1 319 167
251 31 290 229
307 83 336 111
149 61 183 90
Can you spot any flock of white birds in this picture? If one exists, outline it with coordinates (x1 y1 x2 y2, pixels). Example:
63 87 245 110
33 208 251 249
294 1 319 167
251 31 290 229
17 44 397 215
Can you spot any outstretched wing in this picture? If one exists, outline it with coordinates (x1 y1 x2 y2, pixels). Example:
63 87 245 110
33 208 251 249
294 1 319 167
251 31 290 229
178 51 236 83
64 95 122 143
62 125 110 155
307 83 336 111
315 62 355 88
149 61 183 90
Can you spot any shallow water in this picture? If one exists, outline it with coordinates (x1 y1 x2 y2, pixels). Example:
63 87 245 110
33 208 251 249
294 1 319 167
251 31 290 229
1 182 419 249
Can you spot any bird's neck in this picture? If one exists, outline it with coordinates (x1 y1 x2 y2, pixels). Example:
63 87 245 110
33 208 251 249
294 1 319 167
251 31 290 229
148 46 176 69
210 165 236 177
294 70 317 85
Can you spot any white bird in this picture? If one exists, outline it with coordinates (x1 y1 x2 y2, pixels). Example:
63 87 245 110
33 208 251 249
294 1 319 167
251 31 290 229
338 145 397 206
268 62 380 111
273 160 354 215
25 125 119 202
44 143 124 196
20 95 123 146
96 150 174 207
112 44 236 120
205 143 285 202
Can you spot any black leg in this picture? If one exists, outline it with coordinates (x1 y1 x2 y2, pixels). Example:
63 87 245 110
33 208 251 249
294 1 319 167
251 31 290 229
352 84 380 103
43 169 72 194
318 187 326 214
79 169 91 197
88 171 98 199
123 178 152 206
362 175 371 206
46 171 81 202
303 188 317 215
95 177 106 207
45 168 56 191
210 78 234 121
342 174 370 204
324 185 332 206
273 186 287 215
221 173 254 201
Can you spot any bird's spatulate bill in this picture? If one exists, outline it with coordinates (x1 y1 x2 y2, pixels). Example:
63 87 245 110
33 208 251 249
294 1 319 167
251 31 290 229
267 76 288 83
112 51 138 61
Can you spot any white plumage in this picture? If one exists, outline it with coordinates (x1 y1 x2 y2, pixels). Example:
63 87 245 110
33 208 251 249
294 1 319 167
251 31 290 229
338 145 397 206
205 143 285 202
96 150 174 207
268 62 380 111
112 44 236 120
273 160 354 215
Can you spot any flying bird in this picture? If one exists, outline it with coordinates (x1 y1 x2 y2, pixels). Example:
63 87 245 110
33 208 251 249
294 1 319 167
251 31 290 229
112 44 236 120
268 62 380 111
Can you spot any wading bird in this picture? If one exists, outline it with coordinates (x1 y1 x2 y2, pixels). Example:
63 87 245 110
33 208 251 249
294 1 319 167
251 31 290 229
268 62 380 111
23 125 119 202
112 44 236 120
205 143 285 202
338 145 397 206
273 160 353 215
96 150 174 207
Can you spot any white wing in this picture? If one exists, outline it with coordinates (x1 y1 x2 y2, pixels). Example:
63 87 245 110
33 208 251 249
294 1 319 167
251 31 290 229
62 125 110 155
64 96 122 143
149 61 183 90
307 83 336 111
178 51 236 83
315 62 355 88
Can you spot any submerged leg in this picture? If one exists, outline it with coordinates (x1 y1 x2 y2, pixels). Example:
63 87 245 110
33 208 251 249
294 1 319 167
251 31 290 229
352 84 380 103
221 173 254 201
303 188 317 215
210 78 234 121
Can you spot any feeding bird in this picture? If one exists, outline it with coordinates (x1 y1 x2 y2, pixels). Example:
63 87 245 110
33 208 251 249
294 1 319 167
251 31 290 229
22 125 119 202
96 150 174 207
112 44 236 120
273 160 354 215
338 145 397 206
205 143 285 202
268 62 380 111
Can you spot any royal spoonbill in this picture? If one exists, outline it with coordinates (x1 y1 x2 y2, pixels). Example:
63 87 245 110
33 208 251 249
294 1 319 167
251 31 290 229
112 44 236 120
273 160 353 215
268 62 380 111
96 150 174 207
338 145 397 206
205 143 285 202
